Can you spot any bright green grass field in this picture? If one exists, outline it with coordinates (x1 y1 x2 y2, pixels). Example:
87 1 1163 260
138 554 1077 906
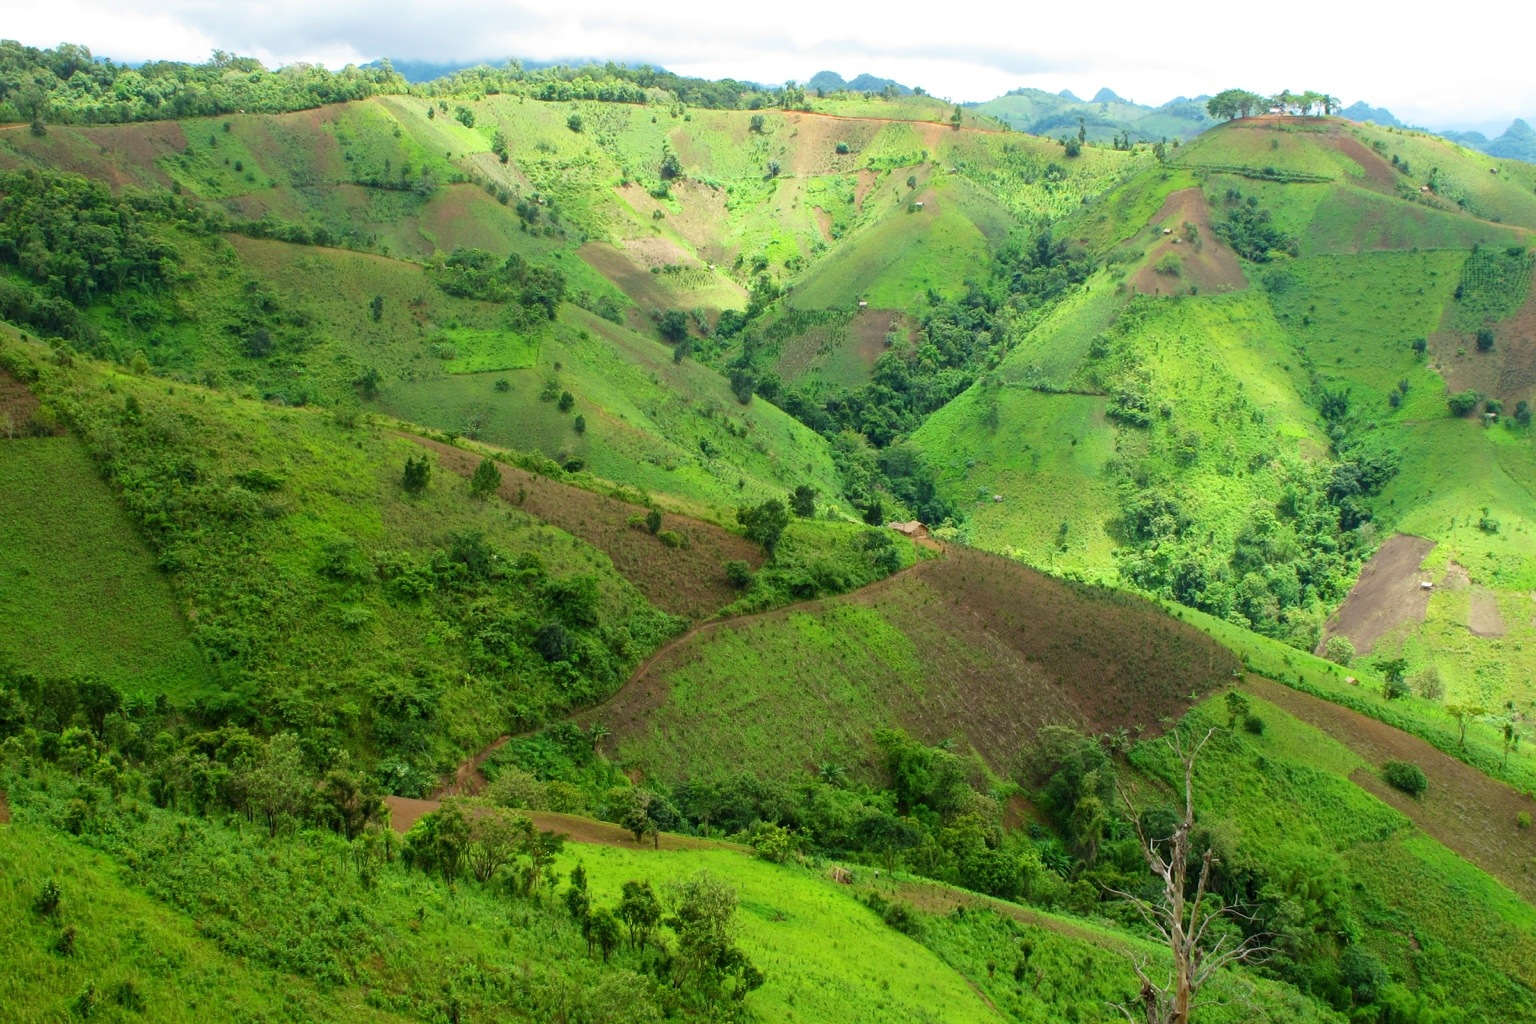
914 387 1119 575
0 826 405 1024
380 306 848 522
562 843 1002 1024
0 437 207 698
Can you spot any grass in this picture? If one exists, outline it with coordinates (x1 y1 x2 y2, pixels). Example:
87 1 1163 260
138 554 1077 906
1138 698 1536 1023
4 336 676 771
564 843 1002 1024
0 824 406 1024
605 545 1237 781
915 387 1119 574
0 435 207 699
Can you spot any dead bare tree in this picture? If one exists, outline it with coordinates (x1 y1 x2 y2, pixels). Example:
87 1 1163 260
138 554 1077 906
1109 728 1267 1024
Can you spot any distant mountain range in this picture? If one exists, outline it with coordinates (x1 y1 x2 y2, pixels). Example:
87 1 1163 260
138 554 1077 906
971 87 1216 143
806 71 912 95
369 56 1536 163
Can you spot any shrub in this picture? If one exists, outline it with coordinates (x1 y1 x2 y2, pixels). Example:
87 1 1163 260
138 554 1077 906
33 880 62 917
1447 390 1481 417
882 900 922 936
469 457 502 499
1382 760 1427 797
645 508 663 534
835 141 850 154
567 114 583 132
1518 811 1531 830
1476 327 1495 352
657 530 683 548
1323 635 1355 667
724 560 753 589
1412 665 1444 701
1242 714 1266 736
557 391 575 413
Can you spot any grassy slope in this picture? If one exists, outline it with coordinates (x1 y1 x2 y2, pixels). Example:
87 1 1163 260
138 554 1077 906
566 843 1001 1024
601 546 1237 781
3 336 676 763
1140 697 1536 1022
0 825 408 1024
912 117 1536 709
0 433 206 698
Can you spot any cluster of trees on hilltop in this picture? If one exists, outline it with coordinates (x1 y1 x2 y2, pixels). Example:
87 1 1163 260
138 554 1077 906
1206 88 1340 120
0 41 406 125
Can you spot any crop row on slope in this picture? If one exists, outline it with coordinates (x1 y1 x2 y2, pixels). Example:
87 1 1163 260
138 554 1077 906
597 544 1237 782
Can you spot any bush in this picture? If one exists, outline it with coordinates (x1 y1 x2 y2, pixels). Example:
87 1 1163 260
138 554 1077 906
645 508 663 534
1382 760 1427 797
1518 811 1531 830
657 530 683 549
1476 327 1495 352
724 560 753 589
1242 714 1266 735
1412 665 1444 701
1323 635 1355 667
1447 390 1481 417
835 141 850 154
33 880 62 917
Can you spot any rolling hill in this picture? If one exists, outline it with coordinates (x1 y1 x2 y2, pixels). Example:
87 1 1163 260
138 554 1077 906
4 44 1536 1023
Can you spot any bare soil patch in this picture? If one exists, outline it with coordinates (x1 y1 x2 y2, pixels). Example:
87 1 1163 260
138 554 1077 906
0 366 42 436
0 788 10 824
1470 589 1507 636
1434 280 1536 408
578 240 677 316
411 436 762 620
1316 534 1436 657
854 169 879 211
1323 133 1398 191
1247 676 1536 903
1130 188 1247 297
813 205 833 243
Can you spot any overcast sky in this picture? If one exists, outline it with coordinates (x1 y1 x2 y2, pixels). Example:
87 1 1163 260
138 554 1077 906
4 0 1531 132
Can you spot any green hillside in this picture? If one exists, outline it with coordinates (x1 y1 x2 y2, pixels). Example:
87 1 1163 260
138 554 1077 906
4 42 1536 1023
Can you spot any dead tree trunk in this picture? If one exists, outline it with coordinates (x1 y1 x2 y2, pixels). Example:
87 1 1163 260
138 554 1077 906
1111 728 1267 1024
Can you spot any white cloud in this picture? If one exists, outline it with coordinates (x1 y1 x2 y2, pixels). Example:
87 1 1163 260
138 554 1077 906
1 0 1530 128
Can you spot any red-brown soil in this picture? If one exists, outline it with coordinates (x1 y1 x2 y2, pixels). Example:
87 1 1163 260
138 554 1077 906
1434 281 1536 409
1323 133 1399 191
596 545 1238 771
0 788 10 825
1316 534 1436 656
1130 188 1247 297
1247 676 1536 902
410 436 762 620
0 366 42 436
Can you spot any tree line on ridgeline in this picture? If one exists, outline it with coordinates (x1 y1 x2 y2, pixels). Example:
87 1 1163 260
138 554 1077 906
1206 88 1341 120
